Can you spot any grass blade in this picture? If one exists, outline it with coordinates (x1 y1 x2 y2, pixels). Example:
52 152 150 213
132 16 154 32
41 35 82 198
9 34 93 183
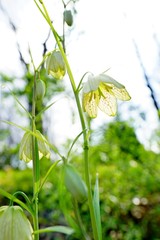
34 226 74 235
93 173 102 240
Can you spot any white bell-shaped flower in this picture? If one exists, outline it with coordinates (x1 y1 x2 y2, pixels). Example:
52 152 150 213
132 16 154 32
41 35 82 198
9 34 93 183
82 73 131 118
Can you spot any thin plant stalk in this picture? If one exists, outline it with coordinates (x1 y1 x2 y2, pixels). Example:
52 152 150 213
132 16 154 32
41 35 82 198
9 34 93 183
34 1 99 239
32 72 40 240
73 199 90 240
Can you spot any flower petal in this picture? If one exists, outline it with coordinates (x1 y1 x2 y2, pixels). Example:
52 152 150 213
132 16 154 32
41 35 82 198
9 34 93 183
46 51 66 79
110 86 131 101
83 75 99 93
98 90 117 116
82 92 99 118
96 74 125 89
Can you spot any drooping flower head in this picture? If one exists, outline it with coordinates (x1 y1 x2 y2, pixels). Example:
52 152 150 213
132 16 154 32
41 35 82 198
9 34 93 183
82 73 131 118
46 50 66 80
19 130 50 163
0 206 34 240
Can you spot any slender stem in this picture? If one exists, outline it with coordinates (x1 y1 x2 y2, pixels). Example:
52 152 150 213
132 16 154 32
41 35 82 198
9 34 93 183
32 72 40 240
12 191 33 207
37 2 99 239
62 1 66 53
73 199 91 240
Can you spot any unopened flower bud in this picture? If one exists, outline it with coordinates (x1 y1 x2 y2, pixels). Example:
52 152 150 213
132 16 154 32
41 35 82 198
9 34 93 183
63 10 73 27
46 50 66 80
63 164 88 203
35 79 45 101
0 205 34 240
19 130 50 163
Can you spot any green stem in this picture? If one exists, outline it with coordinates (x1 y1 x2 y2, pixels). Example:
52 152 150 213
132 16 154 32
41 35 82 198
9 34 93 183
32 72 40 240
12 191 33 208
73 199 90 240
36 1 99 239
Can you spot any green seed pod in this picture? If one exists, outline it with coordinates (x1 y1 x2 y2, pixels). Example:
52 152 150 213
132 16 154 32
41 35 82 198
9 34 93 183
35 79 45 101
0 206 34 240
63 164 88 203
63 10 73 27
46 50 66 80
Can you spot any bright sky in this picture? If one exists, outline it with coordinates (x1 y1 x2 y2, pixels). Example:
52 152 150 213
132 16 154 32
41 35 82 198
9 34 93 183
0 0 160 150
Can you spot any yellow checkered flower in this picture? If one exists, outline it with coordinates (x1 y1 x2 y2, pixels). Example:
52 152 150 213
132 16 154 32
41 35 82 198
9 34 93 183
82 73 131 118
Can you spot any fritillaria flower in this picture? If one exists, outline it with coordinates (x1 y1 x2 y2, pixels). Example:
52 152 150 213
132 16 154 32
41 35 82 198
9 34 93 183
46 50 66 80
82 73 131 118
0 206 34 240
19 130 50 163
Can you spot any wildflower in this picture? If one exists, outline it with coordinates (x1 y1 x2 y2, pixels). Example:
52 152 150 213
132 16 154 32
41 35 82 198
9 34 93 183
46 50 66 79
0 205 34 240
82 73 131 118
19 130 50 163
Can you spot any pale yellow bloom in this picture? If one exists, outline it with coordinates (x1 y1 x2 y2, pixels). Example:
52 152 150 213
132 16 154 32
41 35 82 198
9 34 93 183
19 130 50 163
82 73 131 118
46 50 66 80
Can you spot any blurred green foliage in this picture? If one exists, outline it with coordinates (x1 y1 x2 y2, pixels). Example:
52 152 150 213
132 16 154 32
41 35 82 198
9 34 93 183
89 121 160 239
0 69 65 168
1 120 160 239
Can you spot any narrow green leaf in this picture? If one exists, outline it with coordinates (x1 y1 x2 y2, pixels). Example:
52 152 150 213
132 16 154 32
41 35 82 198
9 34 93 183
76 71 91 93
35 100 57 119
34 226 74 235
10 89 32 119
93 174 102 240
1 120 30 132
